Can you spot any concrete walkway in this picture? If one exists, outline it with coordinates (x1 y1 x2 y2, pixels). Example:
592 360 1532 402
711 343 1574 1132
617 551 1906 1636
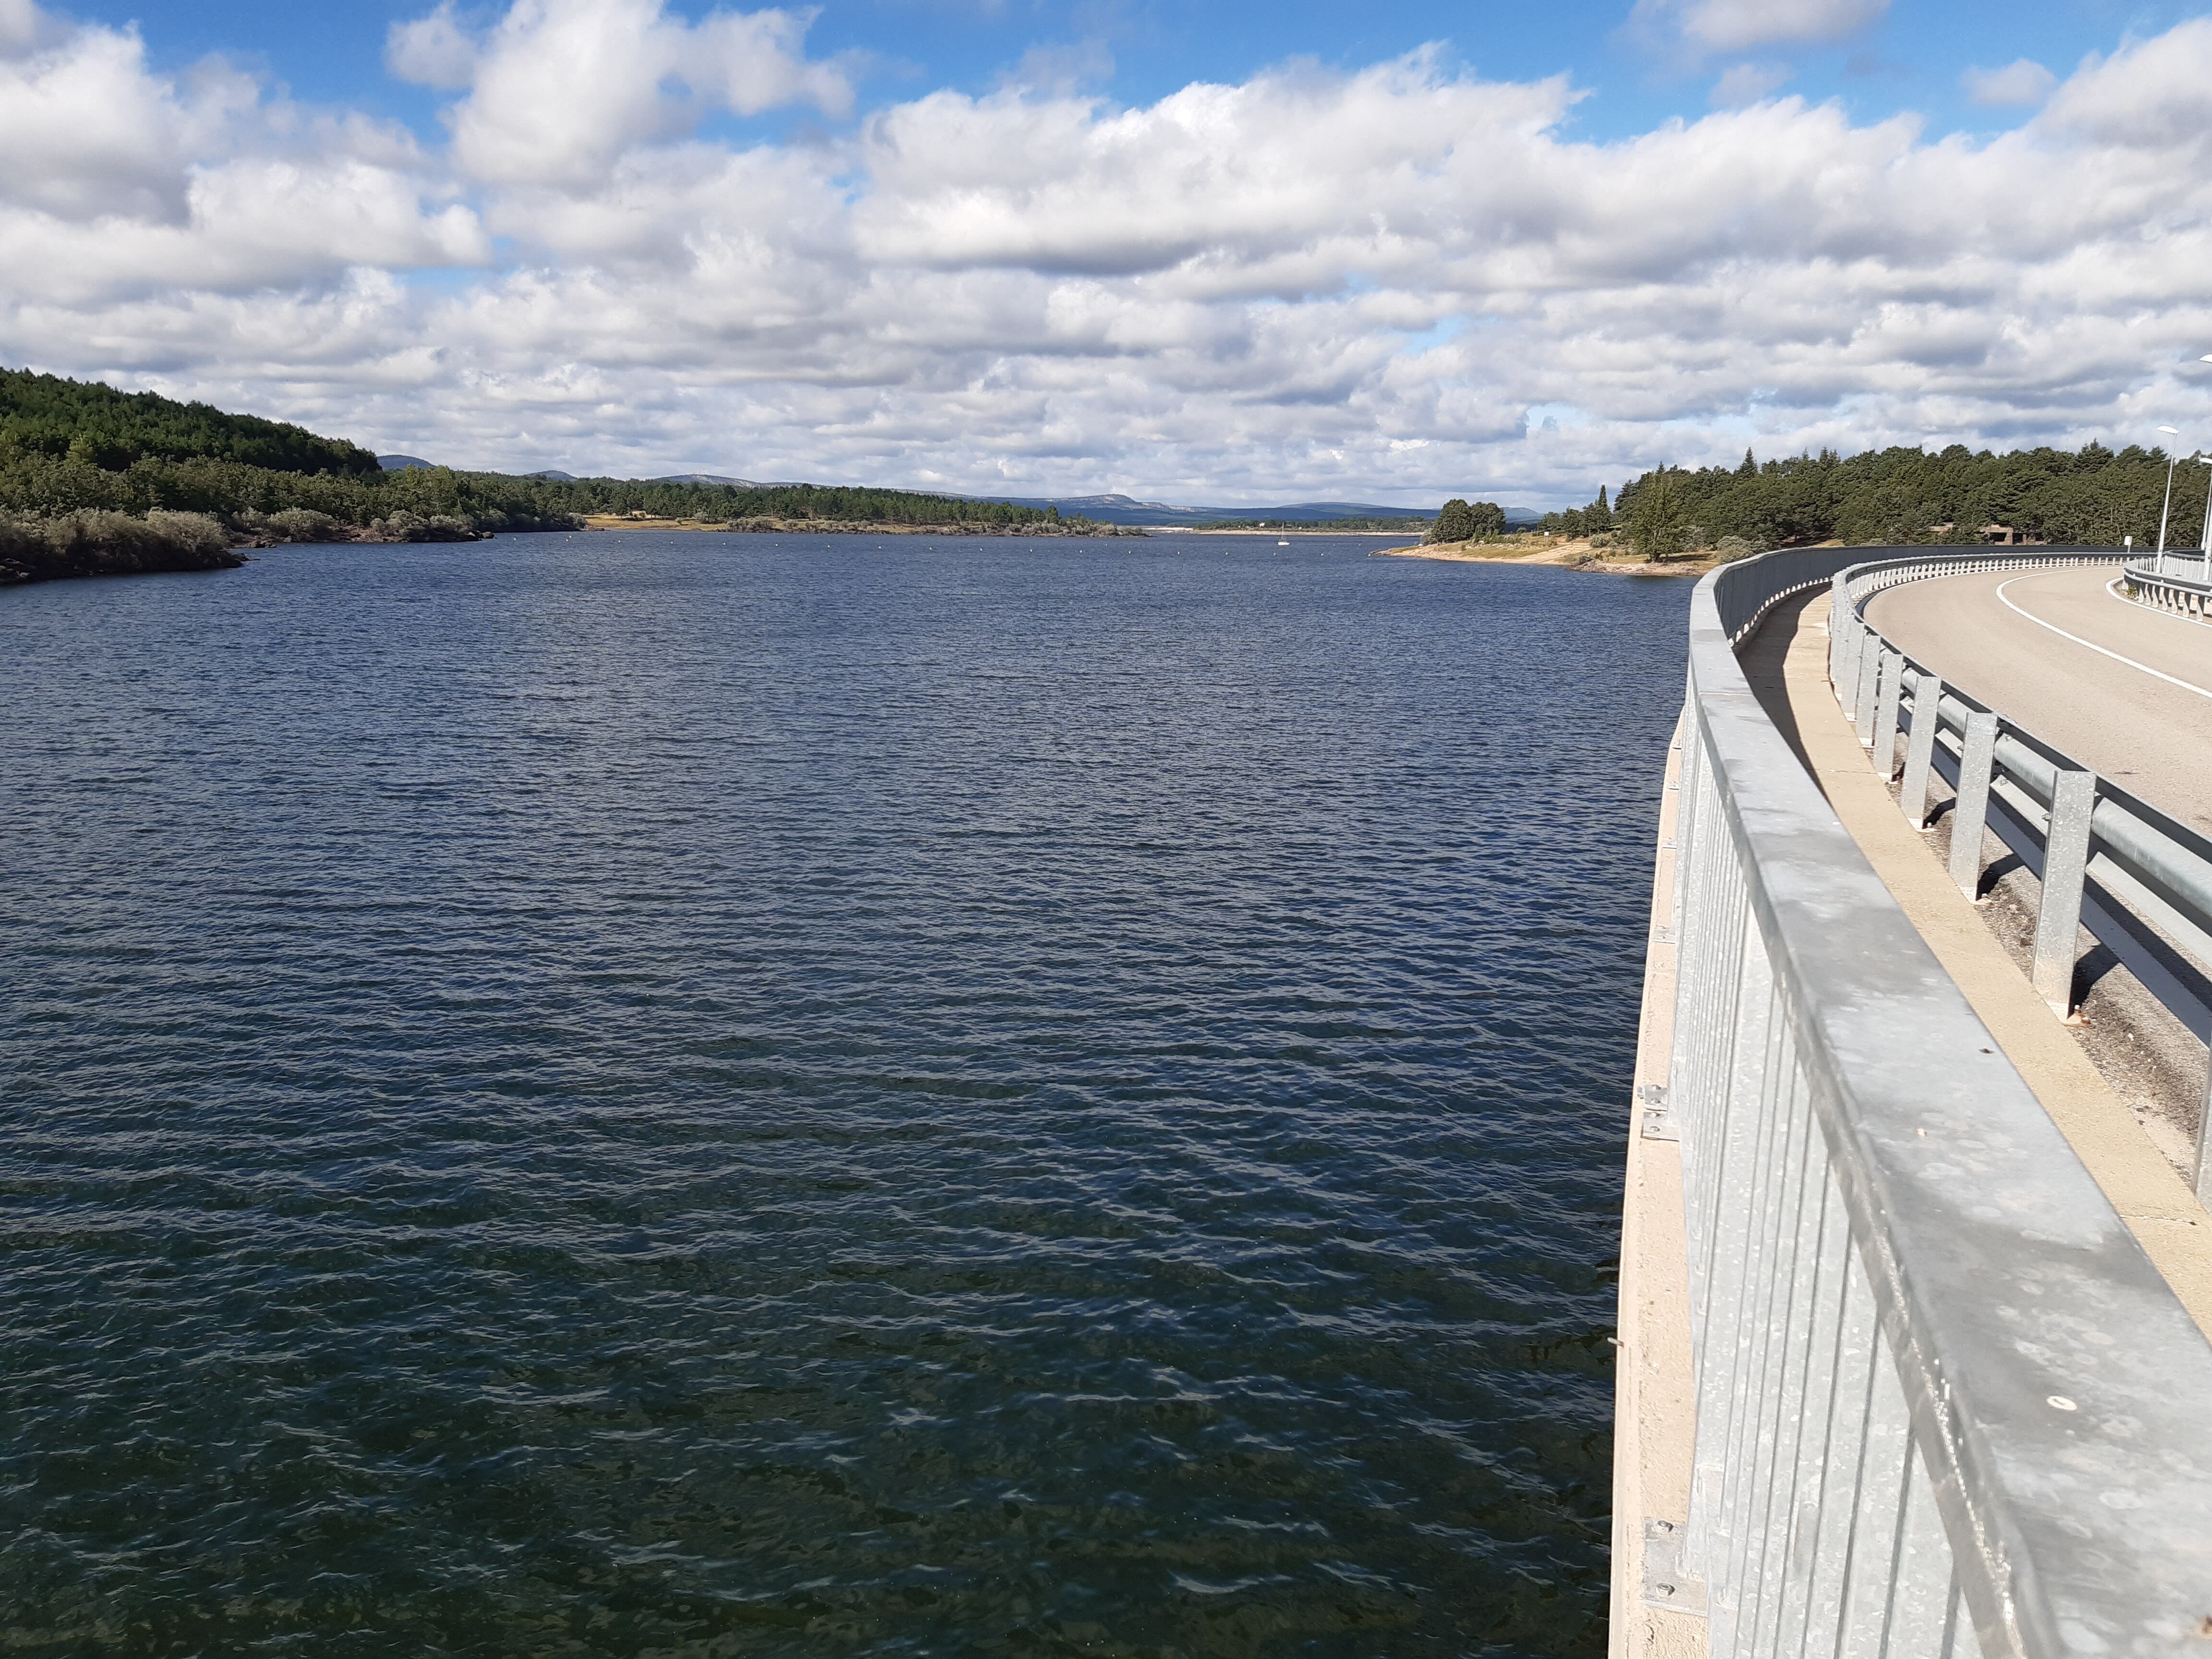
1751 590 2212 1334
1610 722 1704 1659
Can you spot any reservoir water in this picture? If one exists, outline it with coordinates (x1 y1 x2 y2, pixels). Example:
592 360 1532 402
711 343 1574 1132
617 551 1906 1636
1 532 1688 1656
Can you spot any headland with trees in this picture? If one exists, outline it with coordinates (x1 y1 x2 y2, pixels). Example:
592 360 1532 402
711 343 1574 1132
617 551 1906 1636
1417 441 2181 569
1585 442 2176 559
0 369 1108 585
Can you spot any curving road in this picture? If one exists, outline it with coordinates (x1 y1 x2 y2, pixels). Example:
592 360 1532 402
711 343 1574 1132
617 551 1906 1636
1863 562 2212 836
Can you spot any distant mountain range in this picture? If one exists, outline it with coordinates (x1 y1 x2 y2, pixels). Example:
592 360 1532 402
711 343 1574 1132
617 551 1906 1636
383 457 788 487
374 458 1531 525
962 492 1501 527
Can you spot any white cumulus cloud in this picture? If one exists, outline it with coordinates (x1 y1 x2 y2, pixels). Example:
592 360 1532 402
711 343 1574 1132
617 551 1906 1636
8 0 2212 508
0 21 205 221
0 0 48 53
1963 59 2056 108
385 2 478 90
414 0 854 190
2038 20 2212 148
1709 61 1791 107
1633 0 1887 57
0 5 485 308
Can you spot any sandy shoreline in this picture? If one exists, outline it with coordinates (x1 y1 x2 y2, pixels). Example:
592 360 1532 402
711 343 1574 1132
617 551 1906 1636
1373 538 1718 577
581 516 726 532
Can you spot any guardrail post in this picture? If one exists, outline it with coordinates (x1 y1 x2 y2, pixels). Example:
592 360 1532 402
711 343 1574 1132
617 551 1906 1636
1899 673 1942 828
1949 710 1999 898
2196 1068 2212 1208
1833 595 1862 708
1827 574 1850 689
1872 648 1904 779
1853 638 1882 745
2031 766 2095 1016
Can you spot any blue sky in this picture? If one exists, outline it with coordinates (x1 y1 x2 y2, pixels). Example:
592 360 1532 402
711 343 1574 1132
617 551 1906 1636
65 0 2195 141
9 0 2212 503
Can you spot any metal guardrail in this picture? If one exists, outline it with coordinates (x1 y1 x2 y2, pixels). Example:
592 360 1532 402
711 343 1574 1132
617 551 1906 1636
2121 554 2212 619
1667 547 2212 1658
1829 552 2212 1201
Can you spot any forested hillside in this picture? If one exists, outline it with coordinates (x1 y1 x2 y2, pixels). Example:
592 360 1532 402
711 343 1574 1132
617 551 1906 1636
0 369 382 477
1541 443 2171 557
0 448 1058 534
0 368 1078 583
485 475 1060 528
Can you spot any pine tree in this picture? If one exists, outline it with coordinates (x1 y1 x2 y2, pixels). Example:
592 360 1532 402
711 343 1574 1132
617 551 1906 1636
1427 498 1477 543
1628 469 1689 559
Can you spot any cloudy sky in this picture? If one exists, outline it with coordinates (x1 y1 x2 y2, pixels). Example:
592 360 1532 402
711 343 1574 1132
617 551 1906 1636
5 0 2212 506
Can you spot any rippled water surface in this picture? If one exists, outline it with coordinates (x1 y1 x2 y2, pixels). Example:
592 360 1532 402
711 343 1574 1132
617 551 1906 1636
2 532 1688 1657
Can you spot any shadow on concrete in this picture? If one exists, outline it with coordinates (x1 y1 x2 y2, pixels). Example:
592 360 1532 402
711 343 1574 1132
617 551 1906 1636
1737 588 1821 785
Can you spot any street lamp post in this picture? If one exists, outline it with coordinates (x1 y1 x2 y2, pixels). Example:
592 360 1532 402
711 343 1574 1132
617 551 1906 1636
2196 455 2212 577
2188 359 2212 576
2156 426 2182 576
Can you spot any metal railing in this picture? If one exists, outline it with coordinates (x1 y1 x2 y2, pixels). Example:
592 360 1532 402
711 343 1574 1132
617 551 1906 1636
1666 547 2212 1658
1830 552 2212 1199
2121 554 2212 620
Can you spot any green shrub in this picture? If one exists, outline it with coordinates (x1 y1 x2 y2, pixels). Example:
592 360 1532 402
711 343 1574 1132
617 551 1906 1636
256 507 345 542
0 507 240 584
144 509 234 557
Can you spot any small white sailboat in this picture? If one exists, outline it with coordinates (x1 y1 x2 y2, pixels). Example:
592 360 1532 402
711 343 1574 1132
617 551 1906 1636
1276 539 1289 547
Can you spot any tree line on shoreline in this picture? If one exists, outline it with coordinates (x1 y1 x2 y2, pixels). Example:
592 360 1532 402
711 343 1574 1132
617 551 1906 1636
1542 442 2186 559
1420 442 2187 561
7 367 2188 583
0 449 1072 535
0 368 1092 583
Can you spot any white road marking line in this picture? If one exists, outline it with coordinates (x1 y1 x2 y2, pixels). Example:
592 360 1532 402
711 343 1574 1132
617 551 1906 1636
2106 572 2212 633
1995 575 2212 703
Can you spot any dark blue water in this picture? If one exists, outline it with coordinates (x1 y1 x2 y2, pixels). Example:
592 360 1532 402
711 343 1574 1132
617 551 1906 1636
1 532 1687 1657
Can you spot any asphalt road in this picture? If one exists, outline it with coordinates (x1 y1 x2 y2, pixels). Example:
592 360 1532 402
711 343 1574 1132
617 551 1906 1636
1863 562 2212 836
